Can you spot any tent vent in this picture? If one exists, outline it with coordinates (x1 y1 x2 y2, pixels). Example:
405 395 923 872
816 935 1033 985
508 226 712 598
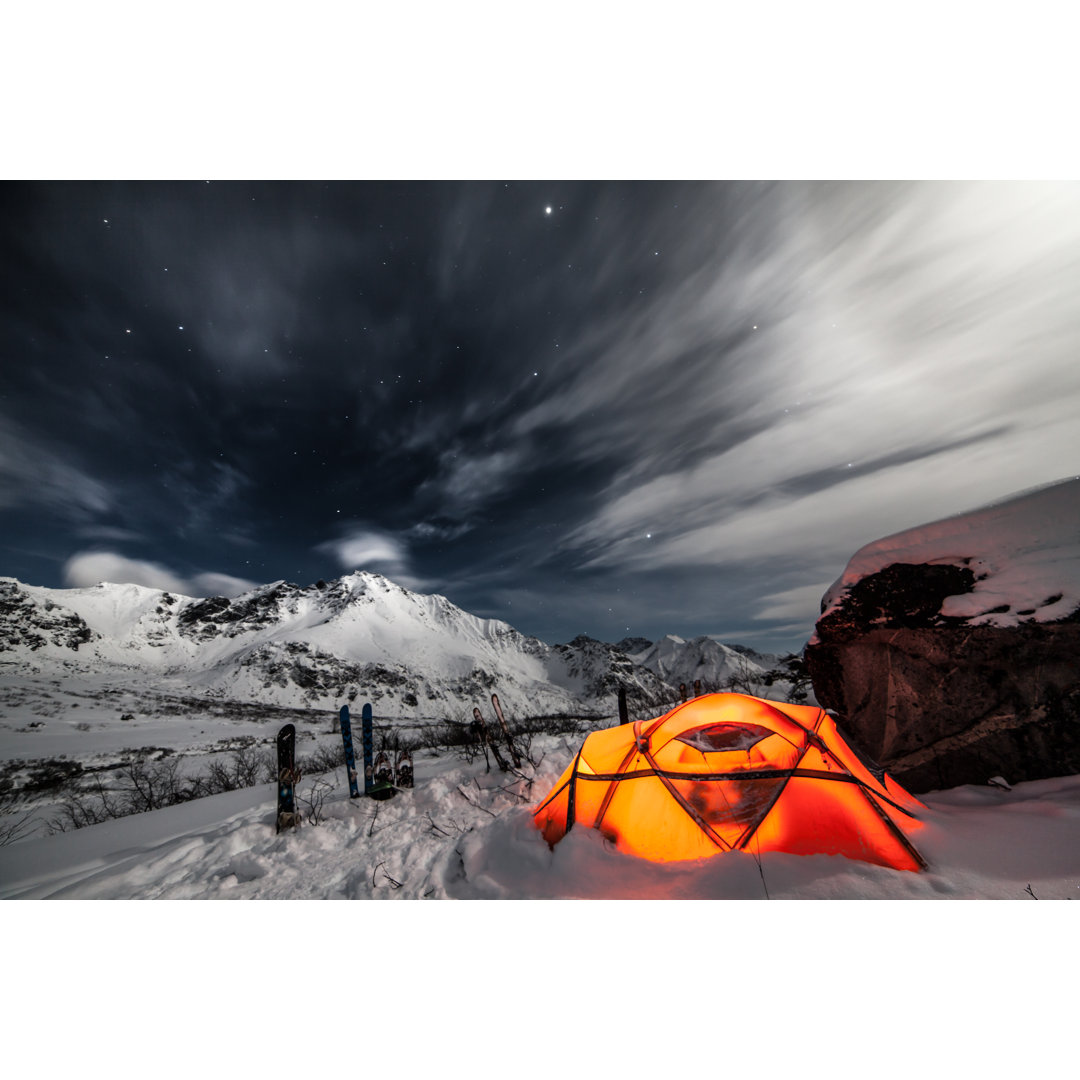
675 722 773 754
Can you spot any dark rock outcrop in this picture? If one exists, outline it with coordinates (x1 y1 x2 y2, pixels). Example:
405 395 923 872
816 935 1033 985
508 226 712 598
806 563 1080 793
0 579 97 653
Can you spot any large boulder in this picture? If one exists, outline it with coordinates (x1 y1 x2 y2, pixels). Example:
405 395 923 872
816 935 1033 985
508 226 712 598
804 479 1080 792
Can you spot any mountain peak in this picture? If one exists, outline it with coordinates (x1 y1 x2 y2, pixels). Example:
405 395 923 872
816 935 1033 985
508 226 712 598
0 573 673 719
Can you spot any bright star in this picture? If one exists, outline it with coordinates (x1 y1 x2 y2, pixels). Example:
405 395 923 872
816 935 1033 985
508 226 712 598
545 206 552 215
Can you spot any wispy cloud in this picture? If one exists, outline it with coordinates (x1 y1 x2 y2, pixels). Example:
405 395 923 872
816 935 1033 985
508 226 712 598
75 525 145 542
0 416 114 518
753 582 834 629
405 520 473 543
543 182 1080 590
422 448 525 515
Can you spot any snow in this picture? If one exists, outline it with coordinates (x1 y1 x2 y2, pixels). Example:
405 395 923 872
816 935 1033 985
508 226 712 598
3 732 1078 901
817 475 1080 633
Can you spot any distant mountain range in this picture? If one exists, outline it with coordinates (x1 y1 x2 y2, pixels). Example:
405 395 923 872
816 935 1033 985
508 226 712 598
617 634 782 693
0 572 793 720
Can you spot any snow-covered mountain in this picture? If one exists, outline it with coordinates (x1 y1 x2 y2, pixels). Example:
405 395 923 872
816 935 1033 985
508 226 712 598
618 634 782 694
0 572 672 720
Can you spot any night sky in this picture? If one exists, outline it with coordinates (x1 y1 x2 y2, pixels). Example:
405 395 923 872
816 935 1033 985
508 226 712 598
2 180 1079 653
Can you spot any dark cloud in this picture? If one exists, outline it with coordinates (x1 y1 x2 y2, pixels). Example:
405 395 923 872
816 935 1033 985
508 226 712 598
2 181 1078 651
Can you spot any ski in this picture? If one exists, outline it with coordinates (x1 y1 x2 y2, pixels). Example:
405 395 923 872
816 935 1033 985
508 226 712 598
362 703 395 800
339 705 361 798
618 686 629 725
276 723 300 833
473 705 507 771
491 693 522 768
361 702 375 794
471 706 494 772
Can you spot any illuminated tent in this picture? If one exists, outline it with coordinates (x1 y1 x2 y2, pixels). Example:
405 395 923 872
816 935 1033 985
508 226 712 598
533 693 927 871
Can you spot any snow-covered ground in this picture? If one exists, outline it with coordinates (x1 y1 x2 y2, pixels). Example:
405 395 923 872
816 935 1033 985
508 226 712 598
3 727 1078 901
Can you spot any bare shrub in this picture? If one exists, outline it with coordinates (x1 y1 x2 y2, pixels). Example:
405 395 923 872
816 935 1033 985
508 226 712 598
50 775 123 832
205 744 270 793
114 758 196 813
298 742 347 776
50 757 199 832
0 790 34 846
300 777 335 825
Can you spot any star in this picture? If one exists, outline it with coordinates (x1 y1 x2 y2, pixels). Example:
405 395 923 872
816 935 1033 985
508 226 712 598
545 206 552 215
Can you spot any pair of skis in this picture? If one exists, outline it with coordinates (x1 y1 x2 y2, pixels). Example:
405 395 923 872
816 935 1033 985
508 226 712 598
472 693 521 773
341 703 412 801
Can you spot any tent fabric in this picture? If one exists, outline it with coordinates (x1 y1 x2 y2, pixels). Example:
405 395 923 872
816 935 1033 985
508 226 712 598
533 692 927 871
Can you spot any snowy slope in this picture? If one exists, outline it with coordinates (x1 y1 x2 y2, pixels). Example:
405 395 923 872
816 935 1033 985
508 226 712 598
816 475 1080 636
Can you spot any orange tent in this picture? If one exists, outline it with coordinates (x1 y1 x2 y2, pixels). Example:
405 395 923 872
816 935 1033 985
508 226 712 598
533 693 927 871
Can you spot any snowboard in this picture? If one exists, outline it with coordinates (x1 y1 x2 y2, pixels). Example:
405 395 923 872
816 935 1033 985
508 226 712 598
362 703 395 800
276 723 300 833
339 705 361 798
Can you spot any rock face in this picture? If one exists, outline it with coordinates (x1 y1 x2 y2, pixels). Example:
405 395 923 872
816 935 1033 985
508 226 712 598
805 479 1080 793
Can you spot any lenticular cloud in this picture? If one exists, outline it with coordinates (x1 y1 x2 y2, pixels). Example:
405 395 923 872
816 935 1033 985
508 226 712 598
62 551 253 598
